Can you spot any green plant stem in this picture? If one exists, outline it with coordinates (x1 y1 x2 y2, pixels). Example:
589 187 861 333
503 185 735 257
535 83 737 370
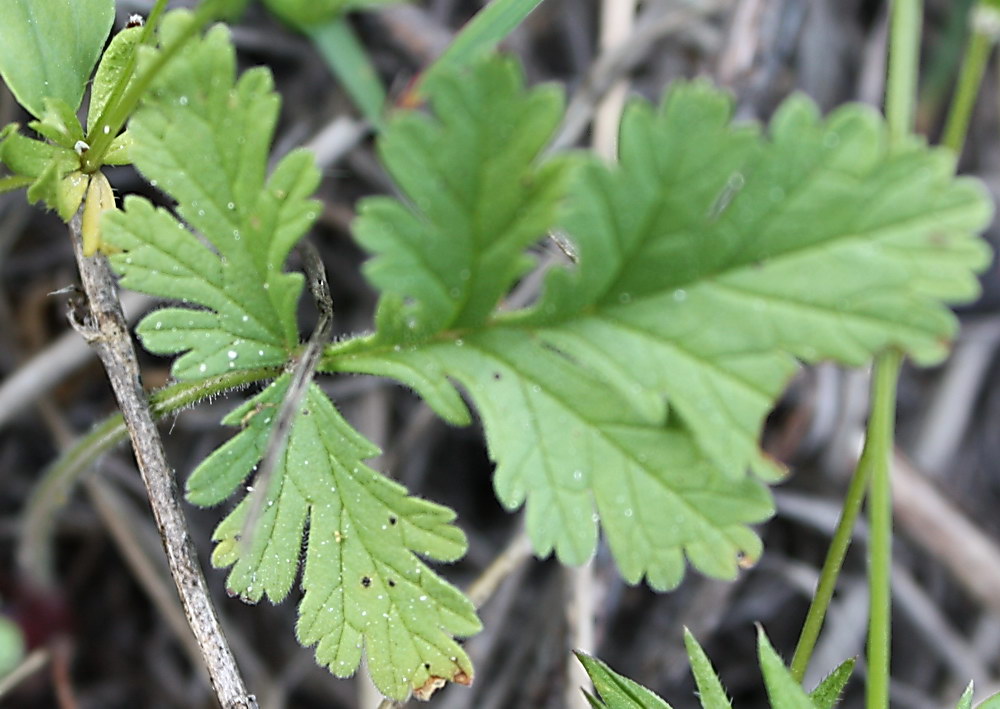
941 6 997 154
885 0 923 148
83 0 222 169
789 448 873 681
18 367 281 587
857 3 923 705
865 349 902 709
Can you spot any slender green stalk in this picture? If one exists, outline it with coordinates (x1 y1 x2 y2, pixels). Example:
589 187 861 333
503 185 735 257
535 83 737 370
941 3 1000 154
865 350 902 709
789 448 873 681
861 3 921 706
18 367 280 587
885 0 923 148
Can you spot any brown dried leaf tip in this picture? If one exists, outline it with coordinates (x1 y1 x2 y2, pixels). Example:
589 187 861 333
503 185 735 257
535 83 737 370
413 670 472 701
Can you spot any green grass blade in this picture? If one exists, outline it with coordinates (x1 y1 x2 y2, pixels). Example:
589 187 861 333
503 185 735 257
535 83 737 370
308 16 387 129
419 0 546 92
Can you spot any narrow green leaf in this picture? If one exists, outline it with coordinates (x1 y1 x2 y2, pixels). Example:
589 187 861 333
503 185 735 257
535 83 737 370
420 0 546 92
683 629 732 709
575 652 673 709
88 25 144 134
757 627 818 709
190 374 481 701
957 682 976 709
808 658 854 709
308 17 387 128
0 0 115 118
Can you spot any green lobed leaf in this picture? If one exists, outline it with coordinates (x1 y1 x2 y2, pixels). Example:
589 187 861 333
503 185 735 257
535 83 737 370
575 652 672 709
327 62 992 590
683 629 733 709
103 12 320 380
808 658 854 709
0 0 115 118
353 56 570 339
757 627 819 709
188 374 480 700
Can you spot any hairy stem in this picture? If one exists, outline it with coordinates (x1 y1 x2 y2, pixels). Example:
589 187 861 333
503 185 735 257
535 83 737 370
67 214 257 709
18 366 280 587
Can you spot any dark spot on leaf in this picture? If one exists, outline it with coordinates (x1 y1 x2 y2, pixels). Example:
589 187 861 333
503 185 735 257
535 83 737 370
388 579 396 587
424 663 431 670
492 372 502 381
361 576 371 588
302 409 310 416
389 515 397 525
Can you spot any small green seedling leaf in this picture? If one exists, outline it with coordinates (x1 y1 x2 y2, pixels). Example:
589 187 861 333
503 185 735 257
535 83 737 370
808 658 854 709
757 626 817 709
683 628 733 709
576 652 673 709
0 0 115 118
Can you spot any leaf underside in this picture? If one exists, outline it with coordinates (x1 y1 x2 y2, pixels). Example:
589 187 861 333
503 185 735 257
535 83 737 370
328 58 992 590
103 11 480 700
